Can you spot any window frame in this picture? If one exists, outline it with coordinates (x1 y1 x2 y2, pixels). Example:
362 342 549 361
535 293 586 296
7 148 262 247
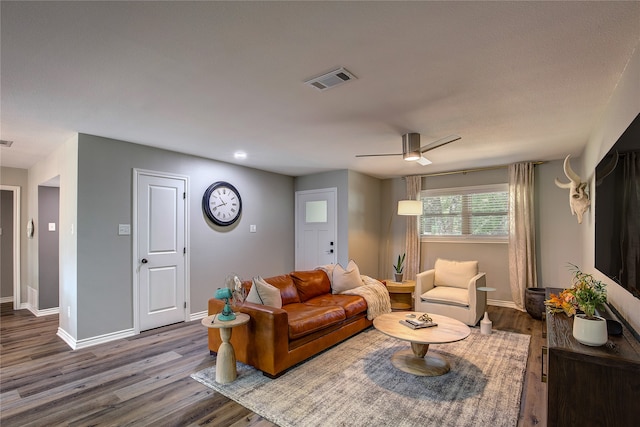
419 183 509 244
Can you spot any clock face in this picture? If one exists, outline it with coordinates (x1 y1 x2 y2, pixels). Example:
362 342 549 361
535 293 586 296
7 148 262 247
202 181 242 226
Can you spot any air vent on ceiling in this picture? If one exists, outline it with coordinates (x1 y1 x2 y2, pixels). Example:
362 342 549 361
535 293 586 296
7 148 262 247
304 67 357 91
0 140 14 147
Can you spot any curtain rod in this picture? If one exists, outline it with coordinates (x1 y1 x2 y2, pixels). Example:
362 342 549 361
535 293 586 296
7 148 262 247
404 161 545 178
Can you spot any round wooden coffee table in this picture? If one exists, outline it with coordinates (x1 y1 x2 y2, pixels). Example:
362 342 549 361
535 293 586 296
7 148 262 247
373 311 470 376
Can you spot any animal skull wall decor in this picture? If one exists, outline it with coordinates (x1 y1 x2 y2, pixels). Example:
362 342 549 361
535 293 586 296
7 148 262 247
555 154 590 224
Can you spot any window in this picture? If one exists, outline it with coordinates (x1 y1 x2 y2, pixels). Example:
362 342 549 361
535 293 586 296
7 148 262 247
420 184 509 241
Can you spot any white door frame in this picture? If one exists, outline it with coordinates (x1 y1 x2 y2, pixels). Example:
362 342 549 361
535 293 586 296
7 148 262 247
1 185 21 310
132 168 190 334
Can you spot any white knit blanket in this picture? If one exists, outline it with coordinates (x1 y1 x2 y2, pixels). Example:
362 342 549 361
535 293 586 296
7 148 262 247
341 276 392 320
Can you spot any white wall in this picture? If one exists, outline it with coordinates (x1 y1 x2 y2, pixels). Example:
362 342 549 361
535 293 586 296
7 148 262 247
581 41 640 333
28 135 78 337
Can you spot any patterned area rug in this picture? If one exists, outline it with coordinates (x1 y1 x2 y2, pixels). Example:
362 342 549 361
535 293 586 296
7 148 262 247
191 327 530 427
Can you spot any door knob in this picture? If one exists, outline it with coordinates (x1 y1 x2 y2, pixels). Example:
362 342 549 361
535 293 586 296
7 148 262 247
141 258 148 264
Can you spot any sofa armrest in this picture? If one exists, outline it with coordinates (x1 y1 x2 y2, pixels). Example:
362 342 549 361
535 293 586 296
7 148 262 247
467 272 487 313
415 269 435 302
207 298 290 377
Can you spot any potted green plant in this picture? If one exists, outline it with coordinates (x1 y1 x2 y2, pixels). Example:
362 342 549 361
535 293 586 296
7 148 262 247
545 264 607 346
393 253 405 282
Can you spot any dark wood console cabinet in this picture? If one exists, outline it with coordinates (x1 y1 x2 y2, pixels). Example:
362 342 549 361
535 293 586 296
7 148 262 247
544 289 640 427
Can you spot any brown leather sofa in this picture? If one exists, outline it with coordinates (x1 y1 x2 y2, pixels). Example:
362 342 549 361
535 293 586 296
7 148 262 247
207 269 372 377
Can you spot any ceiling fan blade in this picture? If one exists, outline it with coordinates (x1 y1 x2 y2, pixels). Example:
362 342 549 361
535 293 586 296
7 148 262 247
420 135 461 154
355 153 402 158
416 156 432 166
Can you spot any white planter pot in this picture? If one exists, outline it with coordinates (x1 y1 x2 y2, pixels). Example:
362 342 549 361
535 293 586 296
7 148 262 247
572 314 608 346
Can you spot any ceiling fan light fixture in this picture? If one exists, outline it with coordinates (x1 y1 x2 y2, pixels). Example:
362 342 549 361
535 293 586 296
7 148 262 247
402 133 421 161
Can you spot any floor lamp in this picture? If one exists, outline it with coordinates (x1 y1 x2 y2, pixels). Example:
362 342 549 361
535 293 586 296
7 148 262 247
385 200 423 279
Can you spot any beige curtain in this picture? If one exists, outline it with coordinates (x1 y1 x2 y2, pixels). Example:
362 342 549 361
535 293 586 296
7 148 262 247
405 176 422 281
508 162 538 310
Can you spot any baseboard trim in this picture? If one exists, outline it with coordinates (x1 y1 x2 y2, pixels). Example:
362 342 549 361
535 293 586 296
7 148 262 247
0 296 14 303
190 310 207 322
488 298 522 310
57 327 136 350
25 304 59 317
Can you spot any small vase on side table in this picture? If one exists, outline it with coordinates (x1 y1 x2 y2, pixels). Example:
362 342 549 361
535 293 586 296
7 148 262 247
477 287 496 334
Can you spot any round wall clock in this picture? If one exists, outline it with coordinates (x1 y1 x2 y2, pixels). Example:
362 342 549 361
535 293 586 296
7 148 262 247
202 181 242 226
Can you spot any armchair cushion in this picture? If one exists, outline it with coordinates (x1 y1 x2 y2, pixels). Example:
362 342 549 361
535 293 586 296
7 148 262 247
434 259 479 289
420 286 469 307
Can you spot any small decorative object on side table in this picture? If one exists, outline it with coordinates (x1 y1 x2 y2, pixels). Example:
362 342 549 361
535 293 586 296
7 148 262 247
477 287 496 334
386 280 416 311
201 313 250 384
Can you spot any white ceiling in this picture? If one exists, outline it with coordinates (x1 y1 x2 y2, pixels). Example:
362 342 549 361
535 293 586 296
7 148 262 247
1 1 639 179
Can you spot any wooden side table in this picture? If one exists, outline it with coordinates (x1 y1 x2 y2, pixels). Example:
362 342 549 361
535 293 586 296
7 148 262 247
386 280 416 311
201 313 250 384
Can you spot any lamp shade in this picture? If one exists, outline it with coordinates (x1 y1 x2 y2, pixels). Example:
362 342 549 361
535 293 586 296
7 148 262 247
397 200 422 216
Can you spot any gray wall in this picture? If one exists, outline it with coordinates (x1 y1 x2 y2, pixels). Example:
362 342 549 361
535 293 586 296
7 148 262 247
76 134 294 339
1 190 14 298
38 186 60 309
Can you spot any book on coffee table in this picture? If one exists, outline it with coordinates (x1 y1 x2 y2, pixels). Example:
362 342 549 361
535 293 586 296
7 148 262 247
399 319 438 329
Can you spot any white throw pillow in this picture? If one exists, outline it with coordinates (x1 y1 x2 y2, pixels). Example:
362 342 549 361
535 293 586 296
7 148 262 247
434 259 478 289
332 260 362 294
246 276 283 308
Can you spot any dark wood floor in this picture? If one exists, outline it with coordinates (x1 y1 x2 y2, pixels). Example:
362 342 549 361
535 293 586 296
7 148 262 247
0 303 546 426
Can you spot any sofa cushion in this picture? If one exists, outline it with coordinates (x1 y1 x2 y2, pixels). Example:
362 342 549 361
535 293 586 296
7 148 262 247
331 260 363 294
262 274 301 305
434 259 478 289
290 270 332 302
305 294 367 318
420 286 470 307
246 276 283 308
283 303 346 340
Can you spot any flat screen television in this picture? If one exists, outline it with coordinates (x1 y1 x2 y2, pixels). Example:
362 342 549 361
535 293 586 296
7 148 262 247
595 113 640 299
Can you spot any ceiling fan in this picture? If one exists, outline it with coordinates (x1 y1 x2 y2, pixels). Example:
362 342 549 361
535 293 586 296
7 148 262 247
356 133 461 165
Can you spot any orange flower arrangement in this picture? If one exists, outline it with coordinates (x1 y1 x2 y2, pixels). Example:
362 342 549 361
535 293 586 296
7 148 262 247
544 264 606 319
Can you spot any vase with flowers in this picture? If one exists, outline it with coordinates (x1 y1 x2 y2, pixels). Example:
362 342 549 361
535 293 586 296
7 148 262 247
545 264 608 346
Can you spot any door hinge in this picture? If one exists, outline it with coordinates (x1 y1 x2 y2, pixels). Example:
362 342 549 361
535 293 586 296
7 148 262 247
183 192 186 199
183 247 186 254
184 301 187 309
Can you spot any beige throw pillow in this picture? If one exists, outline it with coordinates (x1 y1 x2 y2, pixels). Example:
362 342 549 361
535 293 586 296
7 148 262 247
332 260 363 294
246 276 283 308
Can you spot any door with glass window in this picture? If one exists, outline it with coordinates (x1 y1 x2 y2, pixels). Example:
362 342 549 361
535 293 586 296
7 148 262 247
295 188 337 270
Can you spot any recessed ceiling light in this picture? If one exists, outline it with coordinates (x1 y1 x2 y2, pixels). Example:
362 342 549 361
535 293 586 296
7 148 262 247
234 151 247 160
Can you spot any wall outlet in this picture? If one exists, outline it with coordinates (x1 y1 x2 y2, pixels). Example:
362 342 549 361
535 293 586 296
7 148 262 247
250 224 257 233
48 222 56 231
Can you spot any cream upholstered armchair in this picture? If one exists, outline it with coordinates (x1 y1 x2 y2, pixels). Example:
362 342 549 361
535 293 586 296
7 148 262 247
414 258 487 326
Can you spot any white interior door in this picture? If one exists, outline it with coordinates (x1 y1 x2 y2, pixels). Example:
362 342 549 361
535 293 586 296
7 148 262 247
136 171 187 331
295 188 337 270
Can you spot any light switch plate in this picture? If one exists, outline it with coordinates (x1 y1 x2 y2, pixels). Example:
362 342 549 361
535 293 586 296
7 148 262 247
250 224 257 233
118 224 131 235
48 223 56 231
